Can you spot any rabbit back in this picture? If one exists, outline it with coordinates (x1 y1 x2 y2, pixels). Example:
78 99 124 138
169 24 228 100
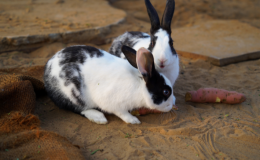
109 31 150 58
44 46 104 113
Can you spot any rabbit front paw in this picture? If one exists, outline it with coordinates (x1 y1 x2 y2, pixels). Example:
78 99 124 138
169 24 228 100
125 116 141 124
81 109 108 124
115 111 141 124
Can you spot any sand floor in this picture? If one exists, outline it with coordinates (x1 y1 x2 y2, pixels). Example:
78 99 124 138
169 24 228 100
1 0 260 160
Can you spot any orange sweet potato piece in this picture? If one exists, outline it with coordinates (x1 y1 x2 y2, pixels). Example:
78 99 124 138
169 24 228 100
185 88 246 104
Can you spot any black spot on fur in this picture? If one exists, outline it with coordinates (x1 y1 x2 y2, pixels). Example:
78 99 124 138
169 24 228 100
44 73 83 114
148 36 158 52
111 41 124 58
72 88 85 106
128 31 150 38
60 46 103 65
124 32 149 49
147 33 176 56
124 38 136 50
146 68 172 105
60 64 81 91
169 37 177 55
43 45 105 114
109 32 150 58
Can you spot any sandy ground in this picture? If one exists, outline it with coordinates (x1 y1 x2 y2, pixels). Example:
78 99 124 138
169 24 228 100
1 0 260 160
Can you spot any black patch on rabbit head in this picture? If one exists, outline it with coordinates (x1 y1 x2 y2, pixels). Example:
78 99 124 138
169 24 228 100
169 36 177 55
148 34 177 56
148 35 158 52
146 72 172 105
60 46 103 65
143 64 172 105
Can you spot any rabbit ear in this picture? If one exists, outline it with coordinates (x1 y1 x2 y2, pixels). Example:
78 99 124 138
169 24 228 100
136 47 155 83
145 0 160 34
121 45 137 69
161 0 175 34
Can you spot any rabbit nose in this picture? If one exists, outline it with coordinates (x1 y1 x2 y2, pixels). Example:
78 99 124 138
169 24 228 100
159 59 167 65
159 60 166 68
159 59 167 63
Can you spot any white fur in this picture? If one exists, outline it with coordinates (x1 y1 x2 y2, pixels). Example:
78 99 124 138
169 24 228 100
81 109 108 124
46 47 173 124
152 29 180 88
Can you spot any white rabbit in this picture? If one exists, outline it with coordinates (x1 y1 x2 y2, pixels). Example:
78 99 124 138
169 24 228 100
109 0 179 105
44 45 174 124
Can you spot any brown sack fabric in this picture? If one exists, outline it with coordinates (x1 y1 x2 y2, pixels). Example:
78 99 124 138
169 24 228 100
0 76 39 118
0 68 85 160
0 112 85 160
0 73 45 118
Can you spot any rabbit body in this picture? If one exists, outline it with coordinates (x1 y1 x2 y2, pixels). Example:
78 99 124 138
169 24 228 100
44 45 173 124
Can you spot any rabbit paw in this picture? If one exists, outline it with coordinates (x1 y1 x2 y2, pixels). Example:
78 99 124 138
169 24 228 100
115 112 141 124
81 109 108 124
124 116 141 124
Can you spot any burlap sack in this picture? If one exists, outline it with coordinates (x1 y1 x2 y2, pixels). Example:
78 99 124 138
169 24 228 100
0 67 85 160
0 112 85 160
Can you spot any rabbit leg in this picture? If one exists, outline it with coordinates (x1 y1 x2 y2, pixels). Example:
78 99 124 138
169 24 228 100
114 110 141 124
81 109 108 124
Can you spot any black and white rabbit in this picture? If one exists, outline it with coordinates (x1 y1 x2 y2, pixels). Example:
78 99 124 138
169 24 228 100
44 45 174 124
109 0 179 105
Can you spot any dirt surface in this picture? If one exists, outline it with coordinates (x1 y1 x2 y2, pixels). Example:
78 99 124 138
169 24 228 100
1 0 260 160
111 0 260 29
34 58 260 160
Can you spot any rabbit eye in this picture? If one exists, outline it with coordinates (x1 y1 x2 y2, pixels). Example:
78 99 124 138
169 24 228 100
163 89 170 96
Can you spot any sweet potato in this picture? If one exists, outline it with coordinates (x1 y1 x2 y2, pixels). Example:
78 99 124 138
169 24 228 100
131 105 178 116
185 88 246 104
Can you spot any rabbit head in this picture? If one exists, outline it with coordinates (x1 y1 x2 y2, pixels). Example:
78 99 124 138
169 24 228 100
122 46 173 112
145 0 178 70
